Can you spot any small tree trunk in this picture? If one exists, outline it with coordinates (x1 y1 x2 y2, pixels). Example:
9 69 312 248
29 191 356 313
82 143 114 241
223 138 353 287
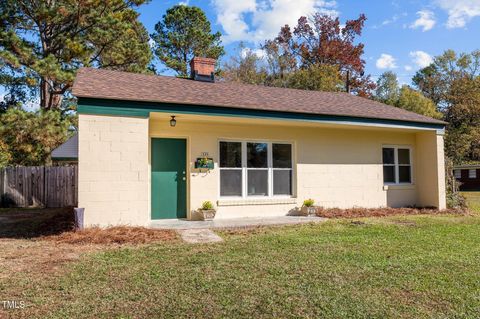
39 79 63 110
40 79 49 110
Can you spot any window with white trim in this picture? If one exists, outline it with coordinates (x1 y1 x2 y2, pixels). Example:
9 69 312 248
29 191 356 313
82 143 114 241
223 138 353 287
454 169 462 179
382 146 412 184
469 169 477 179
219 141 293 197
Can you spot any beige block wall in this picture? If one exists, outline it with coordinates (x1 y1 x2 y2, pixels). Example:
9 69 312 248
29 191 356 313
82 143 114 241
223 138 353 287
78 114 150 226
149 118 444 219
416 131 447 209
78 113 446 226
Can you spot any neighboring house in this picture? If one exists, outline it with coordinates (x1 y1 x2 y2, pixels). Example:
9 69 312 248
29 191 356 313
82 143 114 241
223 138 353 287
72 57 447 227
51 134 78 165
454 165 480 191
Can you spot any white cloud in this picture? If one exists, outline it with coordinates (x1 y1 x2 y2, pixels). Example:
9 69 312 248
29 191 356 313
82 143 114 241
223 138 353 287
404 65 413 71
376 54 397 69
435 0 480 28
212 0 338 43
410 10 436 31
241 47 266 59
409 51 433 68
371 12 407 29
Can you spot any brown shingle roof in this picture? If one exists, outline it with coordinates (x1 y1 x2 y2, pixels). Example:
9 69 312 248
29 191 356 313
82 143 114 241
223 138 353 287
72 68 445 126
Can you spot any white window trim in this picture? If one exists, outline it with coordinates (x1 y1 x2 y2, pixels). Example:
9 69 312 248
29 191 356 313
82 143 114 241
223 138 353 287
382 145 413 185
219 140 294 199
469 169 477 179
454 169 462 179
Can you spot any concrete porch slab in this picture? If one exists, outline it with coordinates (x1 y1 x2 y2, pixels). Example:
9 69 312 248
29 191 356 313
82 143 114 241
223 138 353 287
150 216 326 230
178 229 224 243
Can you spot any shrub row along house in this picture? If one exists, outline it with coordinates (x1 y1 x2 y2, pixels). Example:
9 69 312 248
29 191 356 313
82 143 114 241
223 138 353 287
72 58 447 227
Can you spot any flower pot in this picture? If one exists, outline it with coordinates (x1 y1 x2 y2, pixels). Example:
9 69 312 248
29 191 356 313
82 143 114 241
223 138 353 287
301 206 317 216
199 209 216 221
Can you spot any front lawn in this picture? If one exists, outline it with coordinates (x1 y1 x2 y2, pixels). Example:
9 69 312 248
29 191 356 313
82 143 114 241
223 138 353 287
3 214 479 318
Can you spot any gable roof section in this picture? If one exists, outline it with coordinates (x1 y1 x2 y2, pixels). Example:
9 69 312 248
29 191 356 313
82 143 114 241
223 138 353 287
72 68 445 126
51 134 78 160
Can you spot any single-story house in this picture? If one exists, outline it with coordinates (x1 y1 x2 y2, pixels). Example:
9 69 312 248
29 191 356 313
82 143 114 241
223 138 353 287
454 164 480 191
51 134 78 165
72 57 447 227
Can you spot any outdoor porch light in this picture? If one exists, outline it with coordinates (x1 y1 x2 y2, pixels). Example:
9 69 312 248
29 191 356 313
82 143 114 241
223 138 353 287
170 115 176 127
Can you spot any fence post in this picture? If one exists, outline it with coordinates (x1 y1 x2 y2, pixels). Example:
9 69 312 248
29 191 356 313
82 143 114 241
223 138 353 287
44 166 47 208
0 168 4 206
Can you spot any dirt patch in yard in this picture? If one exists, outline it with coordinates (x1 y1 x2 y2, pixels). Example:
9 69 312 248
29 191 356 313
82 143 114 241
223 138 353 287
0 239 102 278
0 225 177 279
315 207 468 219
0 208 177 282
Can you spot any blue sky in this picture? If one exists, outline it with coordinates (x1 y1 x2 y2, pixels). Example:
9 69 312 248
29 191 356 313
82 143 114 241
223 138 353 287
2 0 479 104
138 0 480 84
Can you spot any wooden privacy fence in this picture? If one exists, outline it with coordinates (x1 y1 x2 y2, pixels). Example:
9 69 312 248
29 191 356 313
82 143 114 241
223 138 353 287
0 166 78 208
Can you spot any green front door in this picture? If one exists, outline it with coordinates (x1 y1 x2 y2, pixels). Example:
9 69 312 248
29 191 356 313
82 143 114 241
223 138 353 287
151 138 187 219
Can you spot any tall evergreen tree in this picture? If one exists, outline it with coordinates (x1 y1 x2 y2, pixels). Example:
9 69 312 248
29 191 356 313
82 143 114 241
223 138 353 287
0 0 152 110
151 5 224 77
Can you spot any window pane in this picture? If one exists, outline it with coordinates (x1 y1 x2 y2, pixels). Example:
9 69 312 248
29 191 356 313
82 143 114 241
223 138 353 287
273 144 292 168
454 170 461 179
469 169 477 179
273 170 292 195
399 166 411 183
220 170 242 196
382 148 395 164
247 143 268 168
247 170 268 196
383 166 395 183
220 142 241 168
398 149 410 165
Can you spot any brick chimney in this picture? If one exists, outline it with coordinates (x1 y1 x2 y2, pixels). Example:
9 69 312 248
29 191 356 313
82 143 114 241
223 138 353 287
190 57 216 82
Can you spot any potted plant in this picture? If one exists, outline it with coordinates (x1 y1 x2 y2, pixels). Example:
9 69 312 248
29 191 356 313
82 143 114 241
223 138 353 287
195 157 214 169
301 199 316 216
198 201 216 221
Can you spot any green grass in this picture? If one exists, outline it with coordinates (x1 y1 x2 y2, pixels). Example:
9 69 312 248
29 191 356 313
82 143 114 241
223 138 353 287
6 215 480 318
462 191 480 214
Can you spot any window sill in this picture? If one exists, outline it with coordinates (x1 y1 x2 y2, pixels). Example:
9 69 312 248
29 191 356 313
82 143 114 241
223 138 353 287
217 197 297 207
383 184 415 191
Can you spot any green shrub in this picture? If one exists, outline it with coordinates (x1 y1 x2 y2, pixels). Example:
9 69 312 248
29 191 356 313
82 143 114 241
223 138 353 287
201 201 214 210
303 199 315 207
445 157 467 209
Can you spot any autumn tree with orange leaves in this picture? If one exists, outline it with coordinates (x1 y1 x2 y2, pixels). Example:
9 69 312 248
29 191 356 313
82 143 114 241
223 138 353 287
272 13 375 97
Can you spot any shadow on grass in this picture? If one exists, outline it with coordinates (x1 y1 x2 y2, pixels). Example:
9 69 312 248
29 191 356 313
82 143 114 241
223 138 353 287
0 207 75 239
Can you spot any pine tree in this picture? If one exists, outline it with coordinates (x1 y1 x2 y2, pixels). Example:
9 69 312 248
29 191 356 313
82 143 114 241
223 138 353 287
0 0 152 110
151 5 225 77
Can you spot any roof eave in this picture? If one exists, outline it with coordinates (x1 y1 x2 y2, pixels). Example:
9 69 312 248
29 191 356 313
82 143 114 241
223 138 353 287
76 97 446 131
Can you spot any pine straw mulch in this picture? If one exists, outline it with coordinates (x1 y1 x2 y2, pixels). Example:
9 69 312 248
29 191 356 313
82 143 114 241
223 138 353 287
0 207 177 245
315 207 469 219
42 226 177 245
